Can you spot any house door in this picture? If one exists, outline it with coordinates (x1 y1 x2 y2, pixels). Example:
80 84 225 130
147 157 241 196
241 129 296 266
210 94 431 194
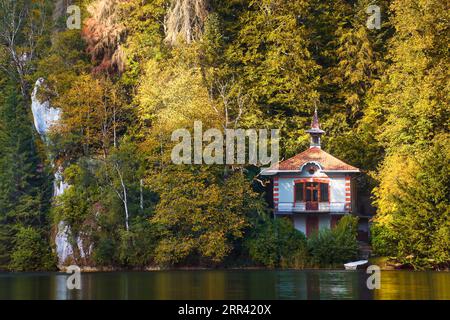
305 182 319 210
306 216 319 237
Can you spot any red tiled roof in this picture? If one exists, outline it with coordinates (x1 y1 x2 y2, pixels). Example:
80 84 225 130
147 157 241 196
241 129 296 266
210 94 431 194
271 147 359 171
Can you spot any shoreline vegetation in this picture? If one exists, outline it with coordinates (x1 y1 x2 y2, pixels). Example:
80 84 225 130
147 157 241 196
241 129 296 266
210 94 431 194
0 0 448 273
3 259 450 273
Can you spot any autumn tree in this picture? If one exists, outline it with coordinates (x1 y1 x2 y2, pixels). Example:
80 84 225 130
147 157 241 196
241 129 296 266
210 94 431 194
50 74 128 159
369 0 449 269
150 166 265 266
223 0 321 156
82 0 127 74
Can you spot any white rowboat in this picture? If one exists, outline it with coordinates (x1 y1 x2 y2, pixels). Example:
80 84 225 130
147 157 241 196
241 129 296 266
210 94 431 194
344 260 369 270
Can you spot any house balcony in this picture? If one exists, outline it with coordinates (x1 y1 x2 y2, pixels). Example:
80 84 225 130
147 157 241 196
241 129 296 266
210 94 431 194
275 202 350 214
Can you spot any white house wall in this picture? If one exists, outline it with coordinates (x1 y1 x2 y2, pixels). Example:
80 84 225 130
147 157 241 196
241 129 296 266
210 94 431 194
275 174 350 213
330 176 346 203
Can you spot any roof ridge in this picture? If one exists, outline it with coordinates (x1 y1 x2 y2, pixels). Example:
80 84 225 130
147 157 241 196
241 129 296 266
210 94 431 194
267 147 359 172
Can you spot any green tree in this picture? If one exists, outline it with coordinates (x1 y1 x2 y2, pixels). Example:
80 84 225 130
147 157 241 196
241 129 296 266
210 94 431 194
10 226 55 271
369 0 449 269
222 0 321 156
118 217 158 267
0 83 53 270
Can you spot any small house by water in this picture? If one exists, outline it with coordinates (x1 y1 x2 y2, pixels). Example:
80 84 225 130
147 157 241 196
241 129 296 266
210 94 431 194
262 109 370 239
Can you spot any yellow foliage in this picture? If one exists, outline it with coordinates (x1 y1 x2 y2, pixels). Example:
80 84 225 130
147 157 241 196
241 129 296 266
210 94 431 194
137 47 221 139
373 152 418 225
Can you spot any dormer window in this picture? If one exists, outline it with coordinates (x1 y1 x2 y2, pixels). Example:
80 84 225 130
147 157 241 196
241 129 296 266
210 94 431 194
301 162 321 175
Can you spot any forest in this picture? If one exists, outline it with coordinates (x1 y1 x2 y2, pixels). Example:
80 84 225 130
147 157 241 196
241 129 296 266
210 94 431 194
0 0 448 271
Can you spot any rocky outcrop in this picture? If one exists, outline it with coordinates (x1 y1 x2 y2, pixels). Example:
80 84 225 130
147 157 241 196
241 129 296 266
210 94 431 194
31 78 86 268
31 78 61 138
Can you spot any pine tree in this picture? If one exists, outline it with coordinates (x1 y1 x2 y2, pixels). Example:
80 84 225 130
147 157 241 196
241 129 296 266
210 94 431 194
0 83 53 270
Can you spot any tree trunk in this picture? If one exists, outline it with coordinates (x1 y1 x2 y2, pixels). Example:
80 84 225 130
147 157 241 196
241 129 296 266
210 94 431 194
139 178 144 212
123 189 129 232
121 176 129 231
114 163 129 231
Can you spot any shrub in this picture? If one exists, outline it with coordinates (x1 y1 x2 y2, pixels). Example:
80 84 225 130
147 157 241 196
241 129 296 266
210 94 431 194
307 228 337 266
246 217 308 268
307 215 359 266
280 244 310 269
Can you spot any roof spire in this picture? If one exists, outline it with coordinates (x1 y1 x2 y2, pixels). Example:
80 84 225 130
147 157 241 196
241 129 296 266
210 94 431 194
311 107 320 129
306 107 325 148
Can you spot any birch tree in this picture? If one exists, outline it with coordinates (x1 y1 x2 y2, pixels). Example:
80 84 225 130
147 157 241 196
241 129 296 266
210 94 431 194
0 0 50 98
99 139 145 232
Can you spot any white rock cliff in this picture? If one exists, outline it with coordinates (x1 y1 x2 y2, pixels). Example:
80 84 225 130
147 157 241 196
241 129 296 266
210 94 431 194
31 78 85 267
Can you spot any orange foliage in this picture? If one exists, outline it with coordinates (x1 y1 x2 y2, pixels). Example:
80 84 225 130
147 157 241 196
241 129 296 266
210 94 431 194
82 0 128 74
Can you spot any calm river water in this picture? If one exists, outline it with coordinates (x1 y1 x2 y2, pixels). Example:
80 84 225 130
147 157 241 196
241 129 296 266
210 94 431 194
0 270 449 300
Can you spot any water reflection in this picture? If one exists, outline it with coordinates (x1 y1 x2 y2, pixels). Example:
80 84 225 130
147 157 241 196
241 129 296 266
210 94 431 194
0 270 448 300
374 271 450 300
